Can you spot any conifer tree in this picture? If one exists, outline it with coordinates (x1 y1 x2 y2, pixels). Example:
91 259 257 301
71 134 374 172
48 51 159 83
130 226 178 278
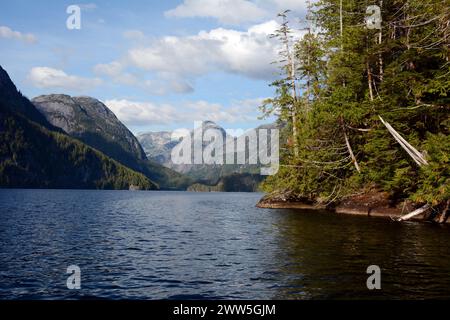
262 0 449 213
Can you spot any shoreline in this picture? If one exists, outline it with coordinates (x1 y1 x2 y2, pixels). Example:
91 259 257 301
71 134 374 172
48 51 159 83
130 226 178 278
257 191 450 224
256 200 436 222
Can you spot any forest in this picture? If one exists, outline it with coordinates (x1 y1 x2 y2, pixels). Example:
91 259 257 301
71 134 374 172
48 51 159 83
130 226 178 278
260 0 449 220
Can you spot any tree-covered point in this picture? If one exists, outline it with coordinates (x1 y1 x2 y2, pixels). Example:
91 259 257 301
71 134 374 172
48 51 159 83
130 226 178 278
261 1 449 209
188 173 265 192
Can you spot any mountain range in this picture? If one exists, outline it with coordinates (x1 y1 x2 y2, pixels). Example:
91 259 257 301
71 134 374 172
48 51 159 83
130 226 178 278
31 93 191 190
0 66 155 190
137 121 279 185
0 65 194 190
0 64 269 192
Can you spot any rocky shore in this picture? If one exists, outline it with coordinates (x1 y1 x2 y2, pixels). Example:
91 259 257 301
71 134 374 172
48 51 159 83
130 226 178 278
257 190 449 224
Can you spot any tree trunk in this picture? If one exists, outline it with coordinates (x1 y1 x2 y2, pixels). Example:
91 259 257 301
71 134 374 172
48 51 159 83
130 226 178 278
367 62 374 101
341 117 361 173
340 0 344 51
397 204 431 222
378 0 384 82
289 53 299 157
344 130 361 173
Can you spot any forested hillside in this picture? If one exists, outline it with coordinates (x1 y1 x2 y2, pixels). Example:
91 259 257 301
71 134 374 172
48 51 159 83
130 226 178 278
32 94 191 190
260 1 449 216
0 66 156 190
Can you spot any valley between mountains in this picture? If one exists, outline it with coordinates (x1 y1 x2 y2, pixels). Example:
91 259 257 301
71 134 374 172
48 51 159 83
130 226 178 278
0 65 267 191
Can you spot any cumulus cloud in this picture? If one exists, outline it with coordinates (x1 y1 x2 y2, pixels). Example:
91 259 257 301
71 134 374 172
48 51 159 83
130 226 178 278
28 67 102 90
165 0 267 25
104 97 265 127
105 99 181 126
0 26 37 44
142 74 194 95
93 61 194 95
165 0 309 25
93 15 307 95
126 20 287 80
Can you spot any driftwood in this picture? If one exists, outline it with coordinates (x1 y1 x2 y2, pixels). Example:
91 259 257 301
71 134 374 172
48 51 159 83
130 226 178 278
438 200 450 224
397 204 431 222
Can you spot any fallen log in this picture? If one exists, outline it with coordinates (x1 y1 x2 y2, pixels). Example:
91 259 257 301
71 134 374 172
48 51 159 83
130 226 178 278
379 116 428 166
438 200 450 224
397 204 431 222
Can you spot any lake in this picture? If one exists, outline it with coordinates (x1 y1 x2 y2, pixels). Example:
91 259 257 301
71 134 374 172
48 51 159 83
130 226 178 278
1 189 450 300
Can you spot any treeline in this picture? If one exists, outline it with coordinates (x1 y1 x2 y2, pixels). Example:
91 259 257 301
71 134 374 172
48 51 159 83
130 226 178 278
261 1 449 208
188 173 265 192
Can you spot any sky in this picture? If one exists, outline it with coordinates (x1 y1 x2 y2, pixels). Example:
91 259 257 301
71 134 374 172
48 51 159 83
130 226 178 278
0 0 308 133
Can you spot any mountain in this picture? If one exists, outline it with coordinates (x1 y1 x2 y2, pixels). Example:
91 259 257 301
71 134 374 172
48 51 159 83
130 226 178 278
0 68 60 132
0 65 156 190
136 131 175 164
137 121 279 187
32 94 191 190
138 121 235 182
33 94 146 167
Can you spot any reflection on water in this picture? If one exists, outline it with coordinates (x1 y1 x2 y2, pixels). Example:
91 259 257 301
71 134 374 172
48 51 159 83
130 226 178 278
272 210 450 299
0 189 449 300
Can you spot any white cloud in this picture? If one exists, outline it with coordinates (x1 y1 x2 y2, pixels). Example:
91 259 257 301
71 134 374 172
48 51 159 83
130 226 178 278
165 0 267 25
143 74 194 95
93 61 194 95
28 67 102 90
165 0 309 25
104 97 265 127
93 13 307 95
126 20 286 80
105 99 181 126
0 26 37 44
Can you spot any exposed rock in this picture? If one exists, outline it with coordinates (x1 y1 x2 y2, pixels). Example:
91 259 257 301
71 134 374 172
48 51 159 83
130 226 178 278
31 94 189 190
257 189 444 223
32 94 147 163
137 121 279 184
137 131 176 164
0 65 156 190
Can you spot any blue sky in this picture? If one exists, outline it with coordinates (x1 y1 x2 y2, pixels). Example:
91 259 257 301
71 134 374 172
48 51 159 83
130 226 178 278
0 0 307 133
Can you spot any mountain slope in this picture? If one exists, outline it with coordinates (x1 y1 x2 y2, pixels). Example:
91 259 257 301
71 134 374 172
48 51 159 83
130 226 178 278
137 131 176 164
0 65 156 190
138 121 279 184
32 94 191 190
0 67 59 131
33 94 146 167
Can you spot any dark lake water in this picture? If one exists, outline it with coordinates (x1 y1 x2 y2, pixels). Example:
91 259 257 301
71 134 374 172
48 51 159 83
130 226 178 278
1 189 450 300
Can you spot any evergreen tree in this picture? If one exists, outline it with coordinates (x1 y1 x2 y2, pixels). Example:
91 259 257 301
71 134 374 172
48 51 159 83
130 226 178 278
262 0 449 213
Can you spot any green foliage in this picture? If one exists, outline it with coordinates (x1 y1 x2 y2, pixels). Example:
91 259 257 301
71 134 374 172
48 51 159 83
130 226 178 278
263 1 449 206
189 173 265 192
413 134 450 204
0 110 156 190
